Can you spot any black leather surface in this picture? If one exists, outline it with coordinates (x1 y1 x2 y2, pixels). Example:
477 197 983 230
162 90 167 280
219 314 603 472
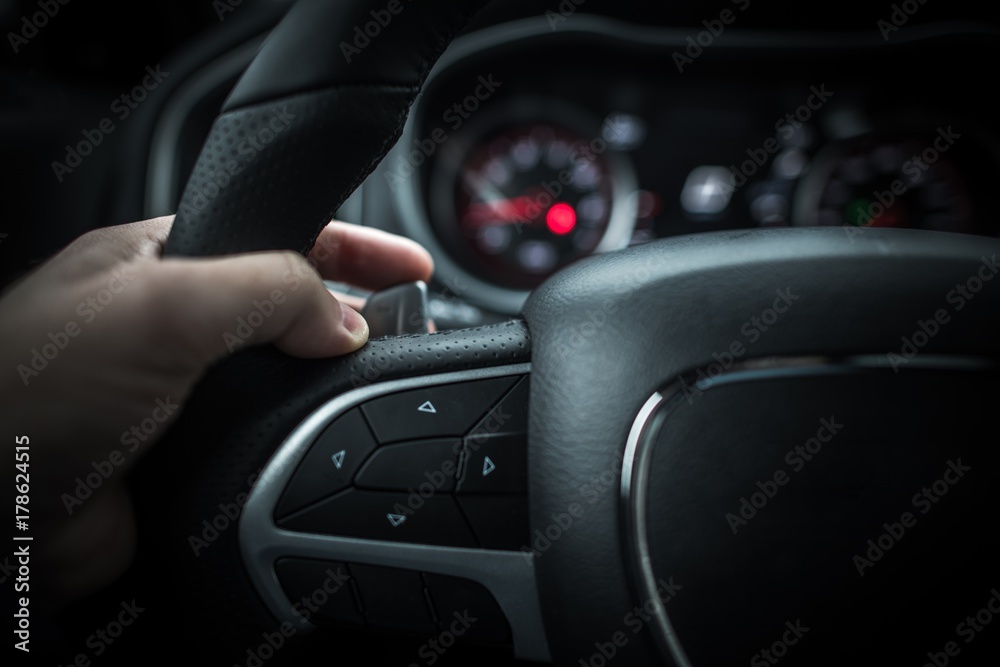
132 321 530 661
647 366 1000 666
164 87 415 256
147 0 543 661
147 0 1000 662
164 0 489 258
223 0 489 111
521 227 1000 666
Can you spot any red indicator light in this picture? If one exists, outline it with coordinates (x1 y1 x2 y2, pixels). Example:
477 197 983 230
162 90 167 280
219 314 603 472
546 203 577 235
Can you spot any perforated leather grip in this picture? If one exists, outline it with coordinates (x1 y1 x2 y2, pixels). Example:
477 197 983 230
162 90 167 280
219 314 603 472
163 0 489 258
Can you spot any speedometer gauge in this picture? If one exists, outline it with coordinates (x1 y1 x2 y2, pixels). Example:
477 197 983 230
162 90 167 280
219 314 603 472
430 121 636 290
792 126 1000 236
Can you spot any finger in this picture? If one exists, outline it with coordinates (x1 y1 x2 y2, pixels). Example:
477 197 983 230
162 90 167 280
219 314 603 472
42 216 174 283
68 216 173 261
327 289 367 311
142 250 369 363
307 221 434 290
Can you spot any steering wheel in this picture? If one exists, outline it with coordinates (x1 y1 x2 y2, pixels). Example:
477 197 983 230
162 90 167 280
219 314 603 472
140 1 1000 665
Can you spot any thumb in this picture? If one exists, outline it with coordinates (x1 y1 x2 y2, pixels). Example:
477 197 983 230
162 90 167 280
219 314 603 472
142 250 369 363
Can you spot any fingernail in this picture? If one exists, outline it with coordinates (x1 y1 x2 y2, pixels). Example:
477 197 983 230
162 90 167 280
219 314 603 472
341 304 369 342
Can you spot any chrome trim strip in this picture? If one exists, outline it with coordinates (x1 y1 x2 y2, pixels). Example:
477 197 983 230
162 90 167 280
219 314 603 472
239 363 550 662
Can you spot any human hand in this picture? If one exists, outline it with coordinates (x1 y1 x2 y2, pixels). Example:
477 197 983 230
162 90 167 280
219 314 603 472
0 215 432 606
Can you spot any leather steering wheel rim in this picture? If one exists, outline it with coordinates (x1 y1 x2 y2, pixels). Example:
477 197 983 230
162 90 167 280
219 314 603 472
151 1 1000 665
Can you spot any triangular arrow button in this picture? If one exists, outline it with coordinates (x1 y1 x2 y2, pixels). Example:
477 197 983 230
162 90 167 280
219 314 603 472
417 401 437 414
331 450 346 469
482 456 496 477
386 513 407 527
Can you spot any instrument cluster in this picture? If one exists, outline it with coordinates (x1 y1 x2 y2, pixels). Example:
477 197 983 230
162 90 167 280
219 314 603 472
387 17 1000 311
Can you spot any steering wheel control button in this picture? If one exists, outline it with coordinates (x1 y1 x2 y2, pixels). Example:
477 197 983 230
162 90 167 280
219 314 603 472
354 438 461 492
274 409 377 519
469 375 530 438
455 495 529 550
458 433 528 495
361 376 518 443
277 489 478 547
424 574 512 644
349 565 437 634
274 559 363 626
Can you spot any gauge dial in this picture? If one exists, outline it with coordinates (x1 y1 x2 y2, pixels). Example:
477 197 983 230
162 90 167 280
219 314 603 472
795 132 975 233
432 123 634 289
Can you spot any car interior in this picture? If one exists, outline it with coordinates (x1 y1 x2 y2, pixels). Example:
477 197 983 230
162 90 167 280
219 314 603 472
3 0 1000 665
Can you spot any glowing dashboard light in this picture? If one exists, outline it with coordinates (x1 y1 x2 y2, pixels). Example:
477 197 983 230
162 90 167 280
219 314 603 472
546 202 577 235
681 166 734 215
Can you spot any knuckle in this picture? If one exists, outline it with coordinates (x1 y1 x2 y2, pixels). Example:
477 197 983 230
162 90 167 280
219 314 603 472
273 250 318 287
126 261 213 364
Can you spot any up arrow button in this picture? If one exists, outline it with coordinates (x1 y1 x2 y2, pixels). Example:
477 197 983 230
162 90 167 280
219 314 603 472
331 450 346 469
360 376 520 443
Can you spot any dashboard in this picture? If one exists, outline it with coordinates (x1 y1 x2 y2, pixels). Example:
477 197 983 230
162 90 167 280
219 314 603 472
147 14 1000 318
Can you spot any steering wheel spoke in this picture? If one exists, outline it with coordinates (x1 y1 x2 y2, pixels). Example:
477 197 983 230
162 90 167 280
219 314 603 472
241 363 548 661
